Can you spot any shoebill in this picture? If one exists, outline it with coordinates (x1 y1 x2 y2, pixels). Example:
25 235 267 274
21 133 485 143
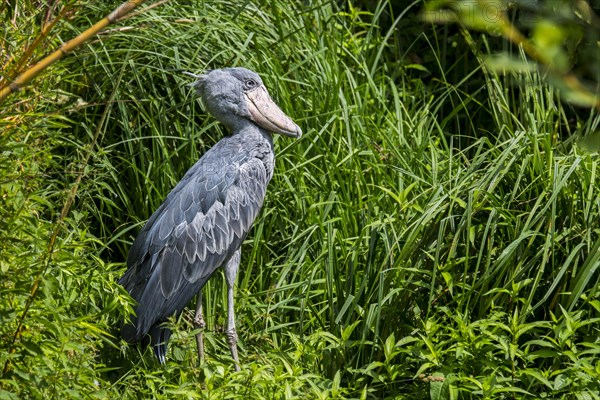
119 67 301 370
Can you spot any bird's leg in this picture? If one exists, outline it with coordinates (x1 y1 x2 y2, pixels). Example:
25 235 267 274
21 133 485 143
226 280 240 371
224 250 241 371
194 289 205 364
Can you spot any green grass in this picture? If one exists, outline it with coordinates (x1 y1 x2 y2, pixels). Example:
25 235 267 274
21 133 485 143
1 0 599 399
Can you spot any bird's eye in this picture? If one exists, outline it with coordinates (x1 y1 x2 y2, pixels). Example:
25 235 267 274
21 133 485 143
244 79 257 89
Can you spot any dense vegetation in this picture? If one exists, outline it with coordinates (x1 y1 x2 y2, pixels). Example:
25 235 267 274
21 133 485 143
1 0 598 398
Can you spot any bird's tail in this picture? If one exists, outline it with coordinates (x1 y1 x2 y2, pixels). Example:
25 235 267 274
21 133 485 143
121 318 172 365
149 324 172 365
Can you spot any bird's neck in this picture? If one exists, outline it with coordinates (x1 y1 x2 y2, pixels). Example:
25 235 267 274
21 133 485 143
232 122 275 181
234 122 273 146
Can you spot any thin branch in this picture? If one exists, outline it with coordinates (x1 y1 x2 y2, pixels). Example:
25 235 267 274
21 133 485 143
0 0 148 104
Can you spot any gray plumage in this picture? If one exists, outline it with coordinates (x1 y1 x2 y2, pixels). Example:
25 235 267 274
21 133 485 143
119 67 301 366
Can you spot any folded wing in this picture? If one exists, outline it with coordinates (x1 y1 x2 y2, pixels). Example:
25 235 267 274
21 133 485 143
119 156 269 343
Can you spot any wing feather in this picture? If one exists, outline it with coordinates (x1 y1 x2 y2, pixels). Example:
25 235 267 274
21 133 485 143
159 248 183 299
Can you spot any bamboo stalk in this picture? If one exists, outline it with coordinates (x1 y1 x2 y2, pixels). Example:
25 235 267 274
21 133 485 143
9 5 74 77
0 0 148 104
